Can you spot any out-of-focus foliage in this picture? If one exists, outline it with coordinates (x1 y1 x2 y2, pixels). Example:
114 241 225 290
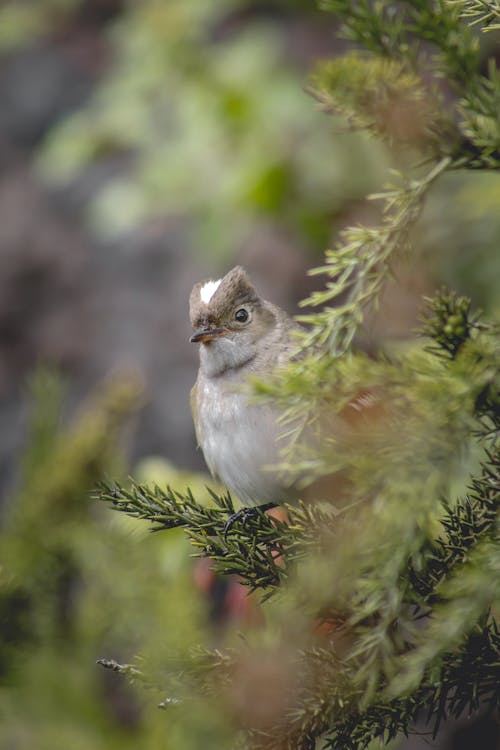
36 0 385 255
0 371 235 749
419 170 500 314
310 52 454 153
9 0 494 312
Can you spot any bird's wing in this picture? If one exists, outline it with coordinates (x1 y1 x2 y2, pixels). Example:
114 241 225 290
190 383 200 448
190 381 221 482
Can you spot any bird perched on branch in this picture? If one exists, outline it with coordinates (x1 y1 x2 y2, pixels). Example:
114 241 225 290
189 266 301 507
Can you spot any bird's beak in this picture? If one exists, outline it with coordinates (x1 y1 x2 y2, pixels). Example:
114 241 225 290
190 327 230 344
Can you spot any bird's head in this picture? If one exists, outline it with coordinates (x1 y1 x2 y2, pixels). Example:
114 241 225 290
189 266 276 373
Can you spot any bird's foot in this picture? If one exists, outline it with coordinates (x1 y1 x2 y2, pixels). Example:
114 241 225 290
223 502 277 538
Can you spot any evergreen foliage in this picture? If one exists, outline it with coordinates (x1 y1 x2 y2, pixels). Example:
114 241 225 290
451 0 500 30
1 372 231 749
99 292 499 747
96 3 500 746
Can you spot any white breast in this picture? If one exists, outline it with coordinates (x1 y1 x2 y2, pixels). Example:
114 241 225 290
196 377 288 505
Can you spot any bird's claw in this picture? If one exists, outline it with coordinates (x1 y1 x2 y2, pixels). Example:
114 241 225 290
223 502 277 539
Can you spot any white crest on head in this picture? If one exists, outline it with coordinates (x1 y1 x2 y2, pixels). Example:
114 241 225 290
200 279 222 304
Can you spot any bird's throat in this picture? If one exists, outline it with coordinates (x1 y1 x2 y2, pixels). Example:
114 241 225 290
200 337 257 378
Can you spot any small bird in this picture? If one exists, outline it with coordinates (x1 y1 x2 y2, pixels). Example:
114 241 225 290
189 266 301 507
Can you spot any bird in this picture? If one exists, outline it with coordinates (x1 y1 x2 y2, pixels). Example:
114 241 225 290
189 265 301 509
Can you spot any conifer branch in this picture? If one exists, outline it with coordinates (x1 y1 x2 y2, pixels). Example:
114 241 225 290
320 619 500 750
409 453 500 604
420 288 474 358
298 157 451 355
309 54 453 153
319 1 480 84
420 287 499 440
449 0 500 29
390 539 500 696
97 657 144 682
97 482 338 593
315 2 500 169
243 618 499 750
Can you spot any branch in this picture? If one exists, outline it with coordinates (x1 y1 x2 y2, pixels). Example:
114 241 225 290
96 481 334 594
449 0 500 30
321 619 500 750
297 158 451 356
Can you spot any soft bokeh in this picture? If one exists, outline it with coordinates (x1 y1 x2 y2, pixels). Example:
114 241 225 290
0 2 498 749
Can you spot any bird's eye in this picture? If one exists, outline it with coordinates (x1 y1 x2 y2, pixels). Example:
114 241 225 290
234 308 249 323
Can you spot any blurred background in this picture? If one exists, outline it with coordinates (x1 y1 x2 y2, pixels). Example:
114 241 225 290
0 1 498 748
